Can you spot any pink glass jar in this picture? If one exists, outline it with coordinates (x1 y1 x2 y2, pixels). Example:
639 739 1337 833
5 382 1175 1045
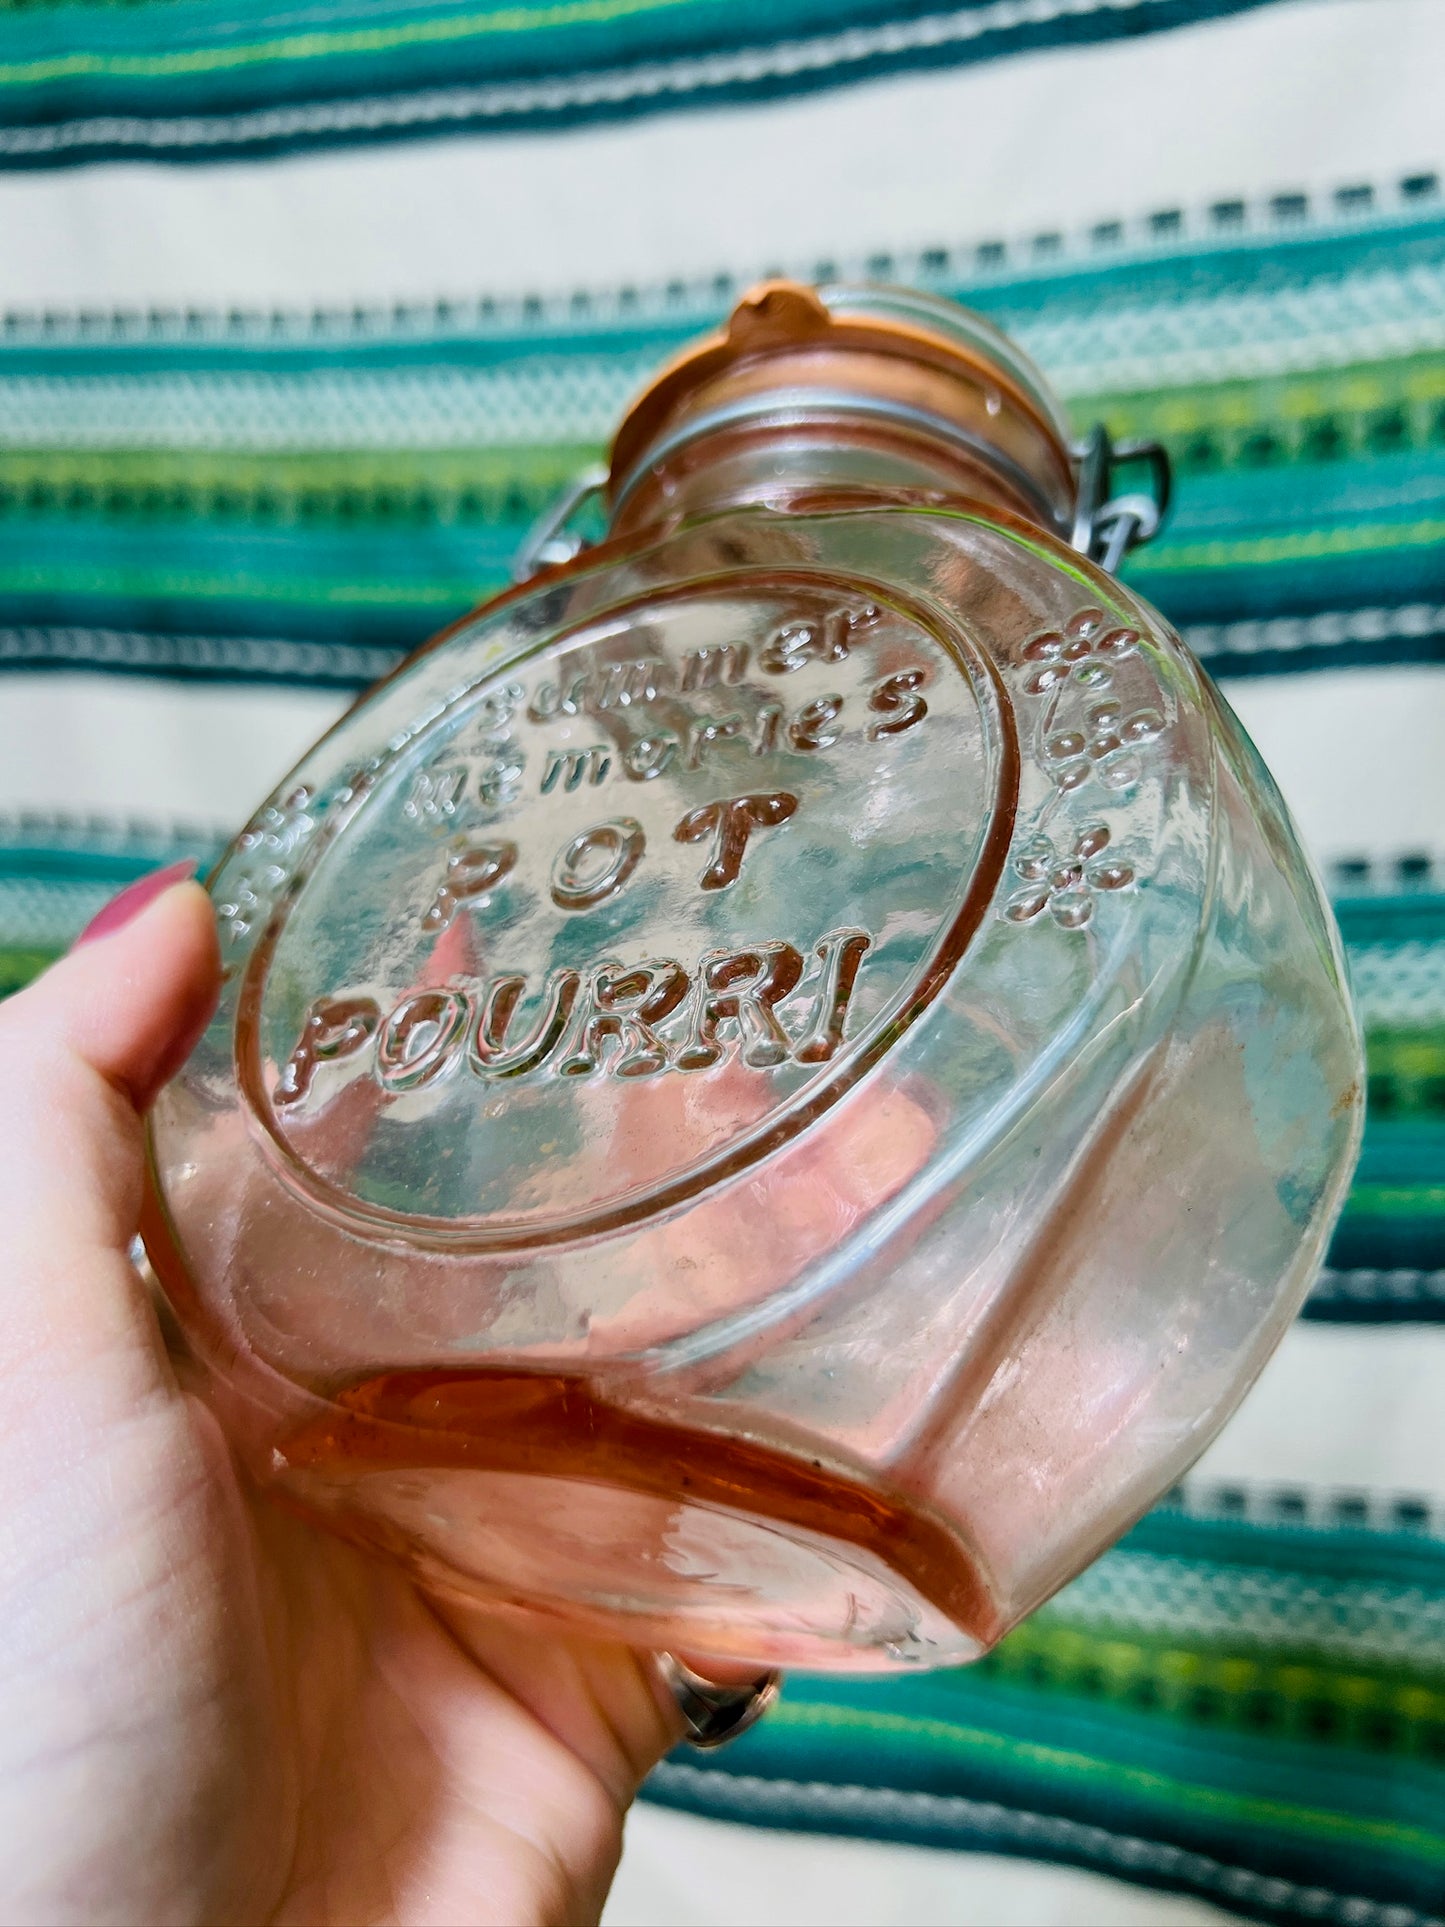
145 282 1362 1672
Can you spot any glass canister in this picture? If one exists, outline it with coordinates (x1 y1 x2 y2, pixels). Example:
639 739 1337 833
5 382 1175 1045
144 281 1363 1673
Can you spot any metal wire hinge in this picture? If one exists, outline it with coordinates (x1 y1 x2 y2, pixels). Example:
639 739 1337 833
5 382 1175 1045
511 464 608 582
514 431 1171 584
1070 426 1172 575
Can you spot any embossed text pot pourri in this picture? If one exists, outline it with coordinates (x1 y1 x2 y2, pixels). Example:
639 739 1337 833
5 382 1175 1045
144 283 1363 1673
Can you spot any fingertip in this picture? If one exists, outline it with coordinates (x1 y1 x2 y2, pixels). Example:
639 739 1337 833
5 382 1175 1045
139 874 222 975
73 857 198 948
9 877 223 1113
96 878 223 1106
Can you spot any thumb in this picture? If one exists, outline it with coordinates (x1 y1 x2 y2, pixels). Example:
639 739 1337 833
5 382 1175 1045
0 873 221 1388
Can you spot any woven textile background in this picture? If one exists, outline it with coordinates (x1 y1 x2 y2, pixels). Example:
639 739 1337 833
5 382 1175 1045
0 3 1441 1923
0 0 1280 166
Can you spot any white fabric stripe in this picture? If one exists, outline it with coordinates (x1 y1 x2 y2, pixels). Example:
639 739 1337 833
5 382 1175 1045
0 0 1436 311
24 672 342 826
14 665 1445 867
1194 1324 1445 1507
0 177 1435 345
1223 669 1445 868
608 1800 1235 1926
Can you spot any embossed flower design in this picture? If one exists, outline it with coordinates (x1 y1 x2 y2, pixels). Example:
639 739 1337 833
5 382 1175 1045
1044 697 1164 794
237 783 316 860
1022 608 1142 694
217 784 316 942
1003 825 1134 929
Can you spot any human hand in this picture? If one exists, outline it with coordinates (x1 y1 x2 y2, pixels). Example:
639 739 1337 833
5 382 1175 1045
0 871 681 1927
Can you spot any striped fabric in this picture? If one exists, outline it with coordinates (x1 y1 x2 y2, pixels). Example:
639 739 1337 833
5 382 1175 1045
0 0 1278 167
651 1483 1445 1926
5 811 1440 1328
4 178 1441 1318
0 181 1438 688
2 3 1441 1922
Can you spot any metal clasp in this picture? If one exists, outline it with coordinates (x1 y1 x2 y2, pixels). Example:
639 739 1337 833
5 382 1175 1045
511 463 608 582
517 430 1171 583
1070 426 1172 576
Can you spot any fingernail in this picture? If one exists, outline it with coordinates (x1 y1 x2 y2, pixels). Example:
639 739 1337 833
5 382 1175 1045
74 860 199 949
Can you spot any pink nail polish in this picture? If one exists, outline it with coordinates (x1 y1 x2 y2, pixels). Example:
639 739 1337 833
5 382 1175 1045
74 859 199 949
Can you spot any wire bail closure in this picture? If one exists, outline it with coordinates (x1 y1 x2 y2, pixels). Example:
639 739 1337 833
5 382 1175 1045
512 418 1171 585
1070 424 1172 575
511 462 608 582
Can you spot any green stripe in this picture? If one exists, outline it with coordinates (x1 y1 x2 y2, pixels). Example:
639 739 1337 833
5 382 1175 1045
1370 1029 1445 1122
0 945 56 993
0 444 594 523
987 1616 1445 1749
1076 354 1445 474
0 0 700 89
1344 1183 1445 1218
1132 515 1445 574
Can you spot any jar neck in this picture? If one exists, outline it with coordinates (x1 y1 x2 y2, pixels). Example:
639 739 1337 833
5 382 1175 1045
607 393 1075 541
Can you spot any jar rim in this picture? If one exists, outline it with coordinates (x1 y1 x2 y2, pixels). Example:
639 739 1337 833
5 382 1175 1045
816 284 1073 447
607 278 1076 528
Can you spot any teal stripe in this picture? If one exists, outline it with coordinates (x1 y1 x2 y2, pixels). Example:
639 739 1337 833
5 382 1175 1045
0 0 1287 166
667 1679 1445 1915
0 232 1437 405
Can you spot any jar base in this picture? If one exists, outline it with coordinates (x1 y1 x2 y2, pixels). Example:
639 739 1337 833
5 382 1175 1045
273 1366 999 1671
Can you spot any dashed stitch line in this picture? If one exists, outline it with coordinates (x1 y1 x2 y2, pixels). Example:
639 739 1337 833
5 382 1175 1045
0 809 228 853
1329 854 1445 898
1170 1481 1445 1539
1310 1269 1445 1308
0 186 1434 343
1186 604 1445 660
6 810 1445 897
0 624 404 681
645 1765 1445 1927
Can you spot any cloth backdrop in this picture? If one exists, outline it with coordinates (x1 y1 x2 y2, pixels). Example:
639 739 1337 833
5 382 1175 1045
0 1 1441 1922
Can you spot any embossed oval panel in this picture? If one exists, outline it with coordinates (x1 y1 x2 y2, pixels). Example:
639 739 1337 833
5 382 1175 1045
242 574 1015 1244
